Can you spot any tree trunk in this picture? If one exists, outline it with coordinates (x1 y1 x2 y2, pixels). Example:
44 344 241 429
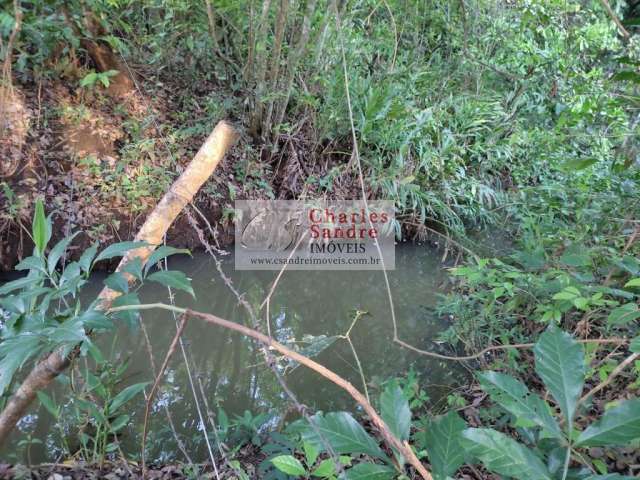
0 121 238 445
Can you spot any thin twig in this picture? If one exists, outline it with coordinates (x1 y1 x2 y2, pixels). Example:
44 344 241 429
109 302 433 480
598 0 630 40
396 337 629 362
139 319 194 465
578 352 640 407
141 314 189 476
186 206 345 476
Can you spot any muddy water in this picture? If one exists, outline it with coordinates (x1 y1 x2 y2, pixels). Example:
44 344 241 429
3 245 466 463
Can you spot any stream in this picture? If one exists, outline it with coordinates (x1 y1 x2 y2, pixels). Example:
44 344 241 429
2 244 467 463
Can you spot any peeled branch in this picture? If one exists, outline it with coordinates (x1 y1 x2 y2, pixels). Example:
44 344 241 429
0 121 238 445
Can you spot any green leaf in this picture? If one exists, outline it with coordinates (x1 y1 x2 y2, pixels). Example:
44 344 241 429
341 463 395 479
271 455 306 476
624 278 640 288
147 270 195 297
422 411 466 479
575 399 640 447
94 241 148 264
121 257 143 281
553 286 580 300
15 256 46 273
478 371 562 439
36 391 59 418
380 382 411 441
612 71 640 83
110 414 129 432
301 412 387 460
461 428 552 480
0 276 38 295
47 233 79 274
562 158 597 171
104 272 129 294
312 458 336 478
32 199 51 256
607 303 640 326
80 71 98 87
144 246 191 276
534 327 585 432
0 335 43 395
78 244 98 273
108 382 149 413
110 292 141 329
304 441 320 466
630 336 640 353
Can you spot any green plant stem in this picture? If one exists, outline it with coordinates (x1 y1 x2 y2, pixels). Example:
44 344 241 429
561 444 571 480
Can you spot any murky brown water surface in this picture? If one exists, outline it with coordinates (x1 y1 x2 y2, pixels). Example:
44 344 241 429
2 245 466 463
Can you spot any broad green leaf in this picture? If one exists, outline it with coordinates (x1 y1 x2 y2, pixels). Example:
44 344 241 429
612 71 640 83
147 270 195 297
78 244 98 273
110 292 141 329
342 463 395 480
534 327 585 432
380 382 411 441
607 303 640 326
121 257 143 281
624 278 640 288
575 399 640 447
94 241 148 264
562 158 597 170
422 411 466 479
84 370 107 399
32 199 51 256
301 412 387 460
47 233 79 274
144 246 191 275
553 286 580 301
104 272 129 294
478 371 562 439
0 335 43 395
108 382 149 413
36 391 59 418
0 276 38 295
75 397 106 423
271 455 306 476
59 261 81 285
312 458 336 478
80 71 98 87
630 336 640 353
303 441 320 466
461 428 552 480
15 256 46 273
49 317 87 344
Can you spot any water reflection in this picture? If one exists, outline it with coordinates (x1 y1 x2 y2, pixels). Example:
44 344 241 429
3 245 466 463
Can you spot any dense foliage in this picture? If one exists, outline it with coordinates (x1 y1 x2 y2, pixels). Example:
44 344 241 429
1 0 639 478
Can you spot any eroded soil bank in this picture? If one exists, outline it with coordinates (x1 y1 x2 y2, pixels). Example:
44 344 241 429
0 69 379 272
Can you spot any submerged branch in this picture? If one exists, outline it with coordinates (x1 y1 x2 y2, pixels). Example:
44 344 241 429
0 121 237 445
108 302 434 480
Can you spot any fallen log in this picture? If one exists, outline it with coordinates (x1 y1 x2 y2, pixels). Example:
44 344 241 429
0 120 238 444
